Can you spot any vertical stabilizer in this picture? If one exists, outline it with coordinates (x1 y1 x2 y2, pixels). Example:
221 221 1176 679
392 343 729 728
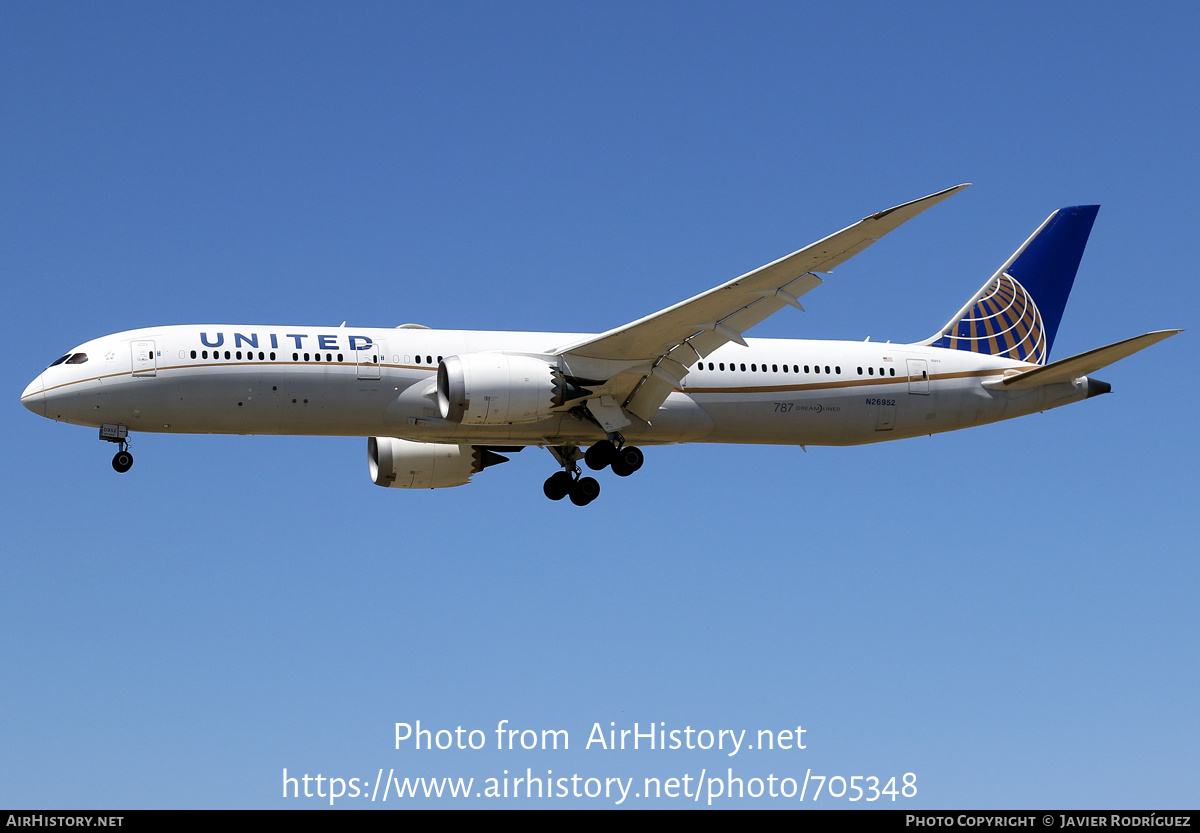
927 205 1099 364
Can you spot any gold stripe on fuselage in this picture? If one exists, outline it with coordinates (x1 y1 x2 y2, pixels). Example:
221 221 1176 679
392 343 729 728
26 363 1022 404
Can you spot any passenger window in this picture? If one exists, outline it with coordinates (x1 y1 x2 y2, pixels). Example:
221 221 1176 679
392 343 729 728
890 368 895 376
751 363 756 372
224 351 231 360
191 351 197 359
740 363 746 371
772 364 778 373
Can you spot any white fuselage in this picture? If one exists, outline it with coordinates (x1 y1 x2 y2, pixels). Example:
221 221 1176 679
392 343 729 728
21 324 1091 448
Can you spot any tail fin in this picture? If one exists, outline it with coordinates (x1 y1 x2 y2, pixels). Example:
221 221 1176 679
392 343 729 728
927 205 1099 364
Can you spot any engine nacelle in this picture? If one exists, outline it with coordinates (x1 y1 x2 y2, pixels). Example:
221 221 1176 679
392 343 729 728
437 353 570 425
368 437 489 489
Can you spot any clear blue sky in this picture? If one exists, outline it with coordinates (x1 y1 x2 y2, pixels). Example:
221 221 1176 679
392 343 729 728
2 1 1196 808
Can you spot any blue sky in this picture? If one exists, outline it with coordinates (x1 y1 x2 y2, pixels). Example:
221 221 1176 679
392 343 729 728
2 2 1197 808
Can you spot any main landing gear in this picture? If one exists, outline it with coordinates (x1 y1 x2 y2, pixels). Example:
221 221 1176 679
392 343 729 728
544 437 644 506
543 469 600 506
583 439 644 477
100 423 133 473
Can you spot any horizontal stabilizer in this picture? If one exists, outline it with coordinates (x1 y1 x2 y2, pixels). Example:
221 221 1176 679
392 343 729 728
982 329 1181 390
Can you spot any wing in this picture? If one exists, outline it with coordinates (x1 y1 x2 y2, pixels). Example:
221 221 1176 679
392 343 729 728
557 184 970 422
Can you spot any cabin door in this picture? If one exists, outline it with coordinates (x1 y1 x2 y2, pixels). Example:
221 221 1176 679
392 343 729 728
131 341 156 377
356 339 384 380
906 359 929 394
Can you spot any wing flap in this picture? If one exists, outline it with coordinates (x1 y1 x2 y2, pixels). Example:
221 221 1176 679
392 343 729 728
625 358 690 421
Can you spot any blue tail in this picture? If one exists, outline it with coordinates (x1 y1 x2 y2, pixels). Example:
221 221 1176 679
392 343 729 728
927 205 1099 364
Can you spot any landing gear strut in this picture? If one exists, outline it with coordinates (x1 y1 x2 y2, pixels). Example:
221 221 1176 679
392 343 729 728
100 423 133 473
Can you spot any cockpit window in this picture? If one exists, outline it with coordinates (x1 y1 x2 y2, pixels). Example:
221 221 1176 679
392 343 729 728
47 352 88 368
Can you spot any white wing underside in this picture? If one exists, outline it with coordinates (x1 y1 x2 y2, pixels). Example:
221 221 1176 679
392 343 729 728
556 184 970 422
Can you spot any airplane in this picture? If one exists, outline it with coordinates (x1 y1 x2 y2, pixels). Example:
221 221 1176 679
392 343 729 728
20 184 1180 506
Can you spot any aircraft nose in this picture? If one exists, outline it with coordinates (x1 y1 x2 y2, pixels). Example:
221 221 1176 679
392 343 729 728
21 374 46 416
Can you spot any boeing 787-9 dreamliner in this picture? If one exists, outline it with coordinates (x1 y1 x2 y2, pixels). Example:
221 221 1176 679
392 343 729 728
21 185 1180 505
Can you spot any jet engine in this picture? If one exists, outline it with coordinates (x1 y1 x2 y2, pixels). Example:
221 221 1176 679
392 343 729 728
436 353 584 425
368 437 509 489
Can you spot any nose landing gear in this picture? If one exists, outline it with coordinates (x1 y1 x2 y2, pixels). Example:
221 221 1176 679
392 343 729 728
112 446 133 473
100 424 133 473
